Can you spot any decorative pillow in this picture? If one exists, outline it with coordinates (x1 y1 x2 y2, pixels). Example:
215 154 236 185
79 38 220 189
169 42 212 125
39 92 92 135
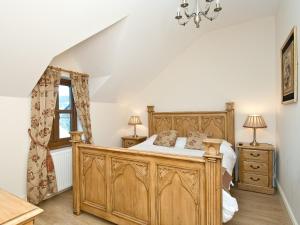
153 130 178 147
185 131 207 150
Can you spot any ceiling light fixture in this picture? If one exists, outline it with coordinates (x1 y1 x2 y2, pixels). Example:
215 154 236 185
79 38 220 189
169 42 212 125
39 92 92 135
175 0 222 28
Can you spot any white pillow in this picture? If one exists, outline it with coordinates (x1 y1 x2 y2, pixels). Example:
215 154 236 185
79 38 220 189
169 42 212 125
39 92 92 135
175 137 187 148
143 135 157 145
220 143 237 176
222 140 233 147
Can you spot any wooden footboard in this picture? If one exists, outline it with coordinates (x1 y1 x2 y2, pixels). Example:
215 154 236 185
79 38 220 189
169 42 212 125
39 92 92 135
71 132 223 225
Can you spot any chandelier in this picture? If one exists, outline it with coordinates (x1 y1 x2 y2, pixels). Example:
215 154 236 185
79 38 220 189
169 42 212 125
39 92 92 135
175 0 222 28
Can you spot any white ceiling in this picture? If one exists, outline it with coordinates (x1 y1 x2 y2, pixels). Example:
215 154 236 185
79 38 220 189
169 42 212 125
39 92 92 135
51 0 279 102
0 0 279 99
0 0 128 97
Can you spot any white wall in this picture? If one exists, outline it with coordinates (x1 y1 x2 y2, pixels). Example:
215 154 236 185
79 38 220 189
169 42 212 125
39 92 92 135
0 96 127 199
126 17 277 145
276 0 300 224
0 97 30 198
91 102 129 147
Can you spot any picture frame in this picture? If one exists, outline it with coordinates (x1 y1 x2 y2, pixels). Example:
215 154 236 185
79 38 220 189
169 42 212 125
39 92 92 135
281 26 298 104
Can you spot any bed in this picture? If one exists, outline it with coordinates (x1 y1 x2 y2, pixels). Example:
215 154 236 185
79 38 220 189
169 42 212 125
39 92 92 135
130 135 238 223
70 102 237 225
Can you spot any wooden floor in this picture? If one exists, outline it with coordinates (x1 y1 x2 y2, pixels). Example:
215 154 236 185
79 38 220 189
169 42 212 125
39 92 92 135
227 189 292 225
36 189 292 225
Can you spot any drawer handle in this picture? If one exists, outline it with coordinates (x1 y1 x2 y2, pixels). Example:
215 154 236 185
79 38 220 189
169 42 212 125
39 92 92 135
250 153 261 157
250 177 260 182
250 165 260 169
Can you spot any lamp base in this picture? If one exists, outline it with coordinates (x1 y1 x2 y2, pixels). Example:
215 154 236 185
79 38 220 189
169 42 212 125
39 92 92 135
250 128 259 146
132 125 138 138
250 140 259 146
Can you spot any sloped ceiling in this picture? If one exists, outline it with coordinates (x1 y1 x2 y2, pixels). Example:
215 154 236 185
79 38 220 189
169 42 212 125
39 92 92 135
0 0 128 97
51 0 279 103
0 0 279 99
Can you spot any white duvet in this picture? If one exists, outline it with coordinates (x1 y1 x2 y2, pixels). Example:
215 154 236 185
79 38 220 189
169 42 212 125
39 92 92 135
130 136 239 223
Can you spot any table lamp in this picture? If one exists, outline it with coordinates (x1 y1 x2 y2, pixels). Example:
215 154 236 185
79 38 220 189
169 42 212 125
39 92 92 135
243 115 267 146
128 116 142 137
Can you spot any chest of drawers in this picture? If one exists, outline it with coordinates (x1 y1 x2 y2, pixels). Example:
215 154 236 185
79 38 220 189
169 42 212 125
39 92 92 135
0 189 43 225
237 143 275 194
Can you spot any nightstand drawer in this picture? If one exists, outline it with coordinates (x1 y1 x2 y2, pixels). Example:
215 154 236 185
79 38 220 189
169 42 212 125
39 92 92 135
122 136 147 148
240 161 268 175
241 149 268 162
241 173 269 187
124 140 137 148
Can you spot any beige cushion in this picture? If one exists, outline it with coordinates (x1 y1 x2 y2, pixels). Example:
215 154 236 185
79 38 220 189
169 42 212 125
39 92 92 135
185 131 207 150
153 130 178 147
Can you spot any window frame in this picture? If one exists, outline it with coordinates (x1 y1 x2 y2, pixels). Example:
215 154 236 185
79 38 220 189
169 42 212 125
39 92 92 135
48 79 77 150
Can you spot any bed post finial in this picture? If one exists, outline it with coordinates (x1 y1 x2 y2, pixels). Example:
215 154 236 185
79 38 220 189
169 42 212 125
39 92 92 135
203 138 222 156
147 106 155 137
225 102 235 146
147 105 154 113
70 131 83 143
70 131 83 215
226 102 234 112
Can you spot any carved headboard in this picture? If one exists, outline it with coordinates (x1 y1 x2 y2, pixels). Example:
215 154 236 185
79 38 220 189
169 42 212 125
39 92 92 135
147 102 235 146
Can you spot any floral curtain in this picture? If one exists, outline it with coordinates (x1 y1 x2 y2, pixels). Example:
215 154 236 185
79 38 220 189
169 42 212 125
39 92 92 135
27 68 60 204
70 73 93 144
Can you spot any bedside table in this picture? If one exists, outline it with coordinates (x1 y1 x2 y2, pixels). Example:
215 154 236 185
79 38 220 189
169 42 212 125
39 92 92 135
237 143 275 194
122 136 147 148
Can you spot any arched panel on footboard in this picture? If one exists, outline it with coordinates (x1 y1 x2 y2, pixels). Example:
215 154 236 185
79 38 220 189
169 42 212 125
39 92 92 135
156 165 206 225
111 158 150 225
80 153 106 211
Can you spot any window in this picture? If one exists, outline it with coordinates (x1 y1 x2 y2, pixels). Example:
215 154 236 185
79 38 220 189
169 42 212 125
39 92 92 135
49 79 77 149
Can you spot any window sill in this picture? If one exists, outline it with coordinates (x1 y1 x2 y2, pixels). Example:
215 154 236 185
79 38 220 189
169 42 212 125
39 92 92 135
50 146 72 154
49 143 72 151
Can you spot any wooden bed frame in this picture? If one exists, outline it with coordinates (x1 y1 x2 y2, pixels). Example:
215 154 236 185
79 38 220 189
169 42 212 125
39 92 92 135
70 102 235 225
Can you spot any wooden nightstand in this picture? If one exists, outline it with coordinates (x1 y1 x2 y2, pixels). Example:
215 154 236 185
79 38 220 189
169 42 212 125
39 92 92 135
122 136 147 148
237 143 275 194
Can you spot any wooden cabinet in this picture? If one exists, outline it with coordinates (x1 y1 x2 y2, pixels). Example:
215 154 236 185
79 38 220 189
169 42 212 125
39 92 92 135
0 189 43 225
121 136 147 148
237 143 275 194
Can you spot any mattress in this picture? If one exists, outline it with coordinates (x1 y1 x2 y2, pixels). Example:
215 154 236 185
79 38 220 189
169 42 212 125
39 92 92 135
130 137 239 223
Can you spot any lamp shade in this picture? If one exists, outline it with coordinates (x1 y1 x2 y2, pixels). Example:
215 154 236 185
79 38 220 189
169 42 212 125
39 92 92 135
128 116 142 125
243 115 267 128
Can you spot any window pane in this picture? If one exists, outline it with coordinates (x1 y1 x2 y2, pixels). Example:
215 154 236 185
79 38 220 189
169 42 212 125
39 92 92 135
59 113 71 138
59 85 71 110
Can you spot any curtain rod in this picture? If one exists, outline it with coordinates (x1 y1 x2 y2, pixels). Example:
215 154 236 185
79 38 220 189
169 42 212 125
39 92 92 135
48 66 89 77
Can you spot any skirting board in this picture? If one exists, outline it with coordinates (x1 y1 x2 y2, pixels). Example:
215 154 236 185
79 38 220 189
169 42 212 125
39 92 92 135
277 180 299 225
44 187 72 201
